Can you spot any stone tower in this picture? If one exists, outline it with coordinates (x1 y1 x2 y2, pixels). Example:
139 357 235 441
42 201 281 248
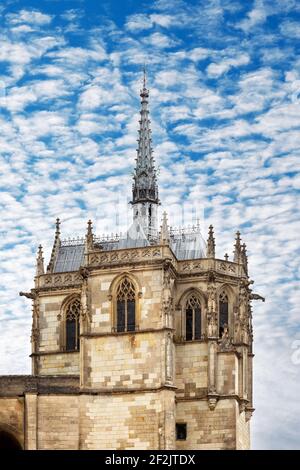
0 72 264 450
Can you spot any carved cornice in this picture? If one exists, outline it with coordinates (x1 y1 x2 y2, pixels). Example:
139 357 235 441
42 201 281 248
82 327 175 338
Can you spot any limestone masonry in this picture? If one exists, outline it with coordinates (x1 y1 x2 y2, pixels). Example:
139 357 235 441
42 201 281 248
0 71 264 450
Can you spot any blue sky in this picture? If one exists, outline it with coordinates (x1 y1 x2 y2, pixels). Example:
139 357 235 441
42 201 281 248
0 0 300 450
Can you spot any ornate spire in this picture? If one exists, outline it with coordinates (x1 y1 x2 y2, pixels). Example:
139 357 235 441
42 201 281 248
131 69 159 206
130 69 159 240
233 231 242 263
36 245 44 276
47 218 61 273
160 211 170 245
241 242 248 274
206 225 215 258
85 220 94 250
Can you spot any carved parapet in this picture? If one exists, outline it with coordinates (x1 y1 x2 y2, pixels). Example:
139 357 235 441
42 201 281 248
178 259 208 273
216 260 239 276
37 271 83 289
87 246 166 267
178 258 241 277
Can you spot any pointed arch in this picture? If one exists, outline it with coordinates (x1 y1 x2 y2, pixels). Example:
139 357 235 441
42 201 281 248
0 424 23 450
217 284 236 338
176 288 206 341
176 287 207 308
109 271 142 299
60 293 81 351
109 273 141 332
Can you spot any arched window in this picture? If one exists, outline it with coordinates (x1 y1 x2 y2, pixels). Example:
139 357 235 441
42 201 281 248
66 298 81 351
185 294 201 341
219 291 229 337
116 278 136 332
0 430 22 450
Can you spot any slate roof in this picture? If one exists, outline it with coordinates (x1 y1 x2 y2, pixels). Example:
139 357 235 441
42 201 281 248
53 228 206 273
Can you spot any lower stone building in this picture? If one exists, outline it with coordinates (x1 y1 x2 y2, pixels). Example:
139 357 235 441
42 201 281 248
0 73 263 450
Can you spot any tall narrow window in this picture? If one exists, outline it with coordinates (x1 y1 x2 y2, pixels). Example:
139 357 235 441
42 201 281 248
185 294 201 341
176 423 187 441
219 291 229 337
66 298 81 351
116 278 136 332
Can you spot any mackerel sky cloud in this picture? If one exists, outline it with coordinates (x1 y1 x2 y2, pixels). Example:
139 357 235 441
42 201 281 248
0 0 299 449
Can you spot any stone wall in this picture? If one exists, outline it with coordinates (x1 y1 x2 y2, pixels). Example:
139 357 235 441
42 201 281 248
236 406 250 450
217 352 238 395
38 352 79 375
79 390 175 450
38 395 79 450
175 399 236 450
175 342 208 398
39 295 64 351
83 331 167 389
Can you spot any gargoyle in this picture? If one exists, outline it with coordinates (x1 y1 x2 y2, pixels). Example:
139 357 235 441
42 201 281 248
19 291 36 300
250 293 265 302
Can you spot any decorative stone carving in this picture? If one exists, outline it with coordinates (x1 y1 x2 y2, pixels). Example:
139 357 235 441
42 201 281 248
207 272 218 338
165 332 173 383
152 249 161 257
245 408 254 421
207 313 218 338
161 265 175 324
218 325 233 351
208 394 218 411
239 401 247 413
81 278 91 322
31 327 39 344
19 291 36 300
217 261 236 274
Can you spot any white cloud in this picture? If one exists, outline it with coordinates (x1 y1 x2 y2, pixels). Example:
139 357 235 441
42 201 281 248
145 32 179 49
237 0 267 32
150 14 173 28
189 47 211 62
125 14 153 32
125 13 173 32
207 53 250 77
7 9 53 26
280 20 300 39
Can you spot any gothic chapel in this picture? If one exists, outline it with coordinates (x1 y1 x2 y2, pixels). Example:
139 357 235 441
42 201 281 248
0 72 263 450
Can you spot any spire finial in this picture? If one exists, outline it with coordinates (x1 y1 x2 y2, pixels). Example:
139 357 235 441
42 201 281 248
241 242 248 274
47 218 61 273
143 64 147 90
55 218 60 235
84 219 94 263
160 211 170 245
36 244 44 276
233 230 242 263
86 219 93 245
206 224 215 258
87 219 92 235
